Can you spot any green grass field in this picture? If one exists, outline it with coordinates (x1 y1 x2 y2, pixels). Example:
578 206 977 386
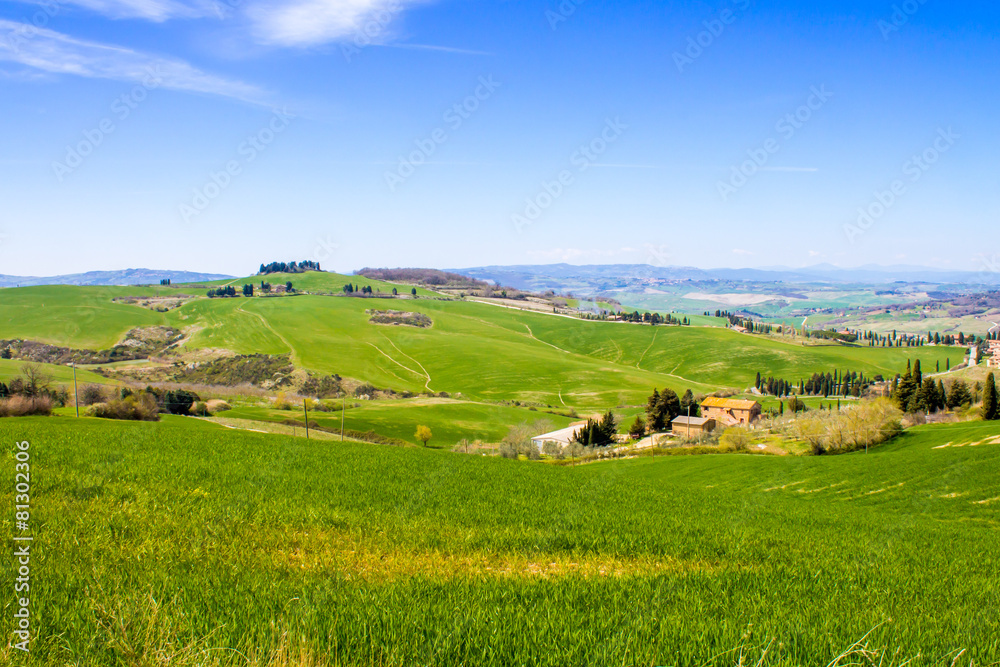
2 416 997 665
0 359 113 387
222 397 577 447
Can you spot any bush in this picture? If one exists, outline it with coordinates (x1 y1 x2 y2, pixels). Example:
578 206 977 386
788 398 902 455
273 392 294 410
498 442 519 459
354 383 377 398
301 374 342 398
541 440 565 460
164 389 199 415
79 384 106 406
206 399 231 414
0 396 53 417
89 394 160 421
189 401 210 416
719 426 753 452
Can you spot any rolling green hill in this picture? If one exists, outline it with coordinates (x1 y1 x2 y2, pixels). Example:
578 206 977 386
0 282 964 410
2 416 997 665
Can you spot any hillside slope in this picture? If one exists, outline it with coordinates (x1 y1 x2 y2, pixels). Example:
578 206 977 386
0 282 964 409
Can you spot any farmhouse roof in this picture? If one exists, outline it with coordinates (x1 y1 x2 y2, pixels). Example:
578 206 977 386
671 416 712 426
701 397 759 410
530 421 588 444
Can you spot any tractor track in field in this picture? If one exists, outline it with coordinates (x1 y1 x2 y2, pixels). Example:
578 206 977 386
608 338 625 363
365 343 424 382
524 324 572 355
235 304 296 361
636 331 658 369
380 334 433 392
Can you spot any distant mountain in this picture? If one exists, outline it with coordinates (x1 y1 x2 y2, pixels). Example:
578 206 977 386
0 269 233 288
452 263 1000 292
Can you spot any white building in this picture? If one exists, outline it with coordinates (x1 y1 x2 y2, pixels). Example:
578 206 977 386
530 421 587 450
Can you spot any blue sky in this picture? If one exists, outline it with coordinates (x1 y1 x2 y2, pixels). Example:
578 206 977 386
0 0 997 277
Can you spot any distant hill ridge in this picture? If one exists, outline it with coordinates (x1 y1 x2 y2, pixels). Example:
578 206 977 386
451 263 1000 290
0 269 233 288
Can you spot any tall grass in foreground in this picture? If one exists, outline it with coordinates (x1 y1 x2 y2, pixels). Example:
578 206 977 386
1 417 998 665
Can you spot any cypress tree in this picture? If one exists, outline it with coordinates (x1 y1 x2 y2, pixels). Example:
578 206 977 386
895 365 917 411
984 373 998 421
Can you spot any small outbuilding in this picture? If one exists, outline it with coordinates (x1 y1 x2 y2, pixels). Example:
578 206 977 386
530 421 587 450
671 416 716 438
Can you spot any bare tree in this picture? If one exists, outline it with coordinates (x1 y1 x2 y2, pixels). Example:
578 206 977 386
20 363 52 398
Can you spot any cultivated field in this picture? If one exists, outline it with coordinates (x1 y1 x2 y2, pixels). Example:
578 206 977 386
1 417 998 665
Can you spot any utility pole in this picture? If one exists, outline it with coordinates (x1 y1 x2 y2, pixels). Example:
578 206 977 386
73 363 79 418
303 399 310 440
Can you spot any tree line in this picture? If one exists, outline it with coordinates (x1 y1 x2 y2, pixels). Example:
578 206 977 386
617 311 690 325
343 283 416 297
208 282 294 298
755 370 878 398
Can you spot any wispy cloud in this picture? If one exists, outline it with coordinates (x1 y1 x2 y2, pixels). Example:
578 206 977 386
0 20 268 104
732 248 753 256
247 0 427 47
759 166 819 172
390 43 492 56
9 0 215 22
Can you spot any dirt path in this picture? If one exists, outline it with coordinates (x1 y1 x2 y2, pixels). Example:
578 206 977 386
381 334 433 392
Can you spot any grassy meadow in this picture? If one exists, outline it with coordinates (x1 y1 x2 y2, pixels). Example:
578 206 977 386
1 416 998 665
224 397 577 447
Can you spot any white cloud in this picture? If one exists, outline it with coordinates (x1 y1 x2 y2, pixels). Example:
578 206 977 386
808 250 821 257
247 0 425 47
0 20 268 104
732 249 753 256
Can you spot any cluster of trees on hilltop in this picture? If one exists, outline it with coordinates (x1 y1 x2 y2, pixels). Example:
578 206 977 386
258 260 321 275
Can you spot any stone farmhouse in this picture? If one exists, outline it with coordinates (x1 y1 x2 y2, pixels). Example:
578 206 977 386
700 397 762 427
